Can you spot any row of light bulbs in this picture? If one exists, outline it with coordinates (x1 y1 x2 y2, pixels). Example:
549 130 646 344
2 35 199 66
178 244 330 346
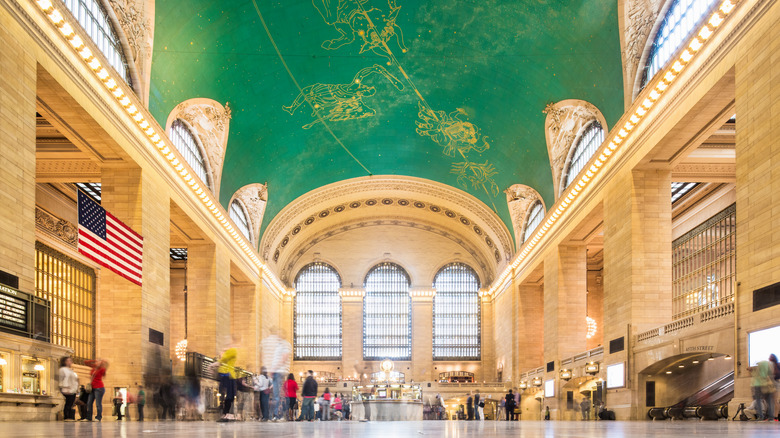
33 0 289 298
487 0 740 299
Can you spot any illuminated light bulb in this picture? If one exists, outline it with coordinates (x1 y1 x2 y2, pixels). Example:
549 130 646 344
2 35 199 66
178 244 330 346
603 148 612 156
34 364 45 371
642 98 653 109
585 317 597 339
720 0 734 14
699 26 713 40
656 81 668 92
96 68 109 80
689 38 703 52
663 71 676 83
581 174 590 183
79 47 93 60
680 49 693 63
576 181 585 190
139 120 149 129
88 58 101 70
36 0 53 10
598 153 607 162
612 137 622 145
636 106 647 116
126 105 138 115
59 23 74 37
166 152 175 160
48 10 64 25
585 169 594 178
112 88 124 98
69 35 84 49
183 174 192 181
149 134 160 143
160 146 170 155
649 89 661 101
174 163 184 171
561 199 570 207
708 13 724 28
175 339 188 362
618 129 628 138
566 193 575 202
593 160 603 168
624 122 634 131
119 96 131 107
104 78 117 90
629 115 640 124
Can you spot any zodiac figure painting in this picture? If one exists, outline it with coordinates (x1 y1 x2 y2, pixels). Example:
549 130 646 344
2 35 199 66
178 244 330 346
284 64 404 129
313 0 408 63
451 160 500 197
415 102 490 157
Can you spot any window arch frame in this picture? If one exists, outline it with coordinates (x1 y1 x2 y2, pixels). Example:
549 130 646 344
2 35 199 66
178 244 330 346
523 200 545 244
170 118 212 191
562 121 605 191
432 262 481 361
293 262 343 361
639 0 720 90
62 0 133 88
229 199 252 242
363 262 412 361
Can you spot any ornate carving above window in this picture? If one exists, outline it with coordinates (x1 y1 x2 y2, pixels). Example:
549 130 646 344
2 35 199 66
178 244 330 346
35 207 78 248
543 100 607 200
105 0 153 103
504 185 545 250
167 99 232 198
230 183 268 248
621 0 664 101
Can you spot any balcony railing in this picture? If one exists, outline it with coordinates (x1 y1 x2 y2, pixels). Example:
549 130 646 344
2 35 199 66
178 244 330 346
636 302 734 343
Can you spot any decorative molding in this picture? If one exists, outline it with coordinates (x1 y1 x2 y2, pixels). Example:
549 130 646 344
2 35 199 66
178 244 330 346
35 207 78 248
278 216 495 285
504 184 545 251
167 99 232 198
104 0 152 103
261 176 514 268
672 163 736 181
230 183 268 248
543 100 606 199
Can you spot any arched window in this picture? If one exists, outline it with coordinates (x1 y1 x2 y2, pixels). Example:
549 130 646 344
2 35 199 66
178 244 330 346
523 201 545 244
564 121 604 189
294 263 342 360
171 119 211 190
641 0 719 88
433 263 481 360
363 263 411 361
63 0 132 87
229 200 251 241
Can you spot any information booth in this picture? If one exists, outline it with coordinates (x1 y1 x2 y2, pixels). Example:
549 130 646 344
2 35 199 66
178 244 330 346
350 360 423 421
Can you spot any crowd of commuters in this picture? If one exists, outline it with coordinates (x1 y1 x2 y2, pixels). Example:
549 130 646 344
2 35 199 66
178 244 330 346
749 353 780 421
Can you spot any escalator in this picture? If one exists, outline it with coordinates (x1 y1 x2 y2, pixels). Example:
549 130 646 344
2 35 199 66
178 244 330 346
647 371 733 421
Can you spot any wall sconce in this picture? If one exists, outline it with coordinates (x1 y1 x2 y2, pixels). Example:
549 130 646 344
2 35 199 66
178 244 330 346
34 363 45 371
519 381 528 389
585 362 600 375
531 377 543 387
0 358 7 366
560 369 573 380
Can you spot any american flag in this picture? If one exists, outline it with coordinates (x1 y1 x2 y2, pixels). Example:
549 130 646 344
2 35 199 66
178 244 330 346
78 190 143 286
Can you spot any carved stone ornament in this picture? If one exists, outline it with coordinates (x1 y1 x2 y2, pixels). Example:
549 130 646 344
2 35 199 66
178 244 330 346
622 0 663 95
231 183 268 247
36 207 78 248
106 0 154 102
168 99 232 197
543 100 605 200
504 184 544 250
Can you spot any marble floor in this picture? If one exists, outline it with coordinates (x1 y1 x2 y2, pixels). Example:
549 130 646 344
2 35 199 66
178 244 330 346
0 420 778 437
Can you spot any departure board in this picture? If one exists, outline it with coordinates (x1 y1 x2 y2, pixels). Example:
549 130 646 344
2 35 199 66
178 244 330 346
0 285 28 332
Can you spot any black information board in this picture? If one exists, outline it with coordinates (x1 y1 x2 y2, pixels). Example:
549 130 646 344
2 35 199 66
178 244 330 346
0 284 28 332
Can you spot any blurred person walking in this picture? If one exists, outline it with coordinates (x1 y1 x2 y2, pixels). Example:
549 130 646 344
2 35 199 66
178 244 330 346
137 385 146 421
474 390 481 420
261 330 292 421
85 359 108 422
58 357 79 421
321 388 332 421
299 370 318 421
76 385 89 421
253 367 272 421
216 344 239 422
749 356 776 421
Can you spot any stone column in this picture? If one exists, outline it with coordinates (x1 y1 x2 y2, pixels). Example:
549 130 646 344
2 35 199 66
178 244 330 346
340 289 365 380
517 284 544 371
231 282 260 372
98 167 171 389
543 244 587 419
492 284 515 383
410 289 434 382
603 168 672 419
733 2 780 412
0 17 36 292
480 294 496 382
187 242 231 357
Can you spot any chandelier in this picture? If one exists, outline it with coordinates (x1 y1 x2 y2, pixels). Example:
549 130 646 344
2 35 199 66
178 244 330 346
586 316 597 339
175 339 188 362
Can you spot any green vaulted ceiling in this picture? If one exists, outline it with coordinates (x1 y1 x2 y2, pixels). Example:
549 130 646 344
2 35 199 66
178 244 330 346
149 0 624 242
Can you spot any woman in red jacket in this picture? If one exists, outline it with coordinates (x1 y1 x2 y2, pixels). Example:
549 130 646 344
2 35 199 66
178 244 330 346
283 373 299 421
84 359 109 421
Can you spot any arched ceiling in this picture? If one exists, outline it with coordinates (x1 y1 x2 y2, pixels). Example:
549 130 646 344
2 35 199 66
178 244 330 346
149 0 624 240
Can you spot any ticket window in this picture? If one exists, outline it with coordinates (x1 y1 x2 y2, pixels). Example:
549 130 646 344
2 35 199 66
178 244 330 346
0 352 8 392
21 357 46 395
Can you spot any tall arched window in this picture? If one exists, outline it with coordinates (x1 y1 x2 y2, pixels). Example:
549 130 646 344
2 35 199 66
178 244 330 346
363 263 411 361
433 263 481 360
641 0 719 88
171 119 211 191
564 121 604 189
294 263 342 360
63 0 132 87
523 201 545 244
229 200 251 241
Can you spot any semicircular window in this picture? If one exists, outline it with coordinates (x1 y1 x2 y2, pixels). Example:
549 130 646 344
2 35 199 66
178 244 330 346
363 262 411 361
62 0 132 87
523 200 545 244
294 262 342 360
229 200 251 241
170 119 211 191
564 121 605 189
433 263 481 361
641 0 719 89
